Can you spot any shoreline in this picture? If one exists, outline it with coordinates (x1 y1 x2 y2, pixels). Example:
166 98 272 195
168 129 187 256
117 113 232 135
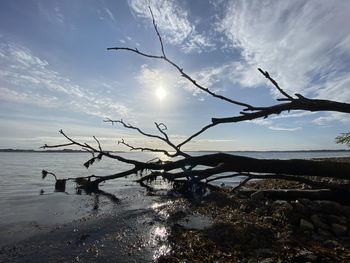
1 157 349 262
0 194 182 263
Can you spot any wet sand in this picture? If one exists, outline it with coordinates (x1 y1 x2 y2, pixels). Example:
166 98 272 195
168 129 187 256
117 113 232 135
0 189 183 263
0 208 168 263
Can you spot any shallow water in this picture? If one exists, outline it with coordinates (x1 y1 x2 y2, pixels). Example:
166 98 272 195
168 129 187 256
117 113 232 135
0 150 349 246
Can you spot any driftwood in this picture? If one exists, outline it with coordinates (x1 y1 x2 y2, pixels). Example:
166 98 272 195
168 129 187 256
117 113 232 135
238 189 350 205
41 8 350 201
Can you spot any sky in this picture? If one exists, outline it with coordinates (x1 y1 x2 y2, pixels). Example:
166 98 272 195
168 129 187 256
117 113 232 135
0 0 350 151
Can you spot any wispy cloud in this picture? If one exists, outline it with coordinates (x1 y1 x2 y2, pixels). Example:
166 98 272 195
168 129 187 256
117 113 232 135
136 63 182 91
128 0 214 53
216 0 350 116
218 1 350 100
251 119 302 132
0 42 129 118
181 64 231 96
38 4 65 25
312 112 350 126
104 8 116 23
271 111 316 120
268 126 302 132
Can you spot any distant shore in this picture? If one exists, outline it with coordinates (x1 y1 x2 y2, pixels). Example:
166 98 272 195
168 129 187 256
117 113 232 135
1 148 350 153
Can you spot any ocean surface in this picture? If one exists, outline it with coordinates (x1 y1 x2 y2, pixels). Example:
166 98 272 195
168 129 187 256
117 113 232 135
0 151 350 246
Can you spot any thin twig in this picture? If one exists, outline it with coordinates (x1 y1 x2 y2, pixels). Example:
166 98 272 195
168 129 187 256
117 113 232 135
258 68 294 100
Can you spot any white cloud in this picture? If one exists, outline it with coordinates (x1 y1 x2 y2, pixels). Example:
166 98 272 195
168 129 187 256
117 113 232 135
217 0 350 108
128 0 214 53
178 63 230 96
312 112 350 126
0 87 59 108
136 64 181 91
251 118 302 132
0 42 129 119
271 111 316 120
104 8 116 23
268 126 302 132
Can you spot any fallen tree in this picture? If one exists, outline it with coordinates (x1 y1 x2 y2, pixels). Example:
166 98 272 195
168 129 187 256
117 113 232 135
42 8 350 199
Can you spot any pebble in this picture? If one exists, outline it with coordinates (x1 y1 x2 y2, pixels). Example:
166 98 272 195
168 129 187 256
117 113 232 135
328 215 347 225
317 228 332 237
300 219 314 231
331 223 348 236
250 191 265 200
254 248 273 257
273 200 293 212
259 259 275 263
323 239 340 248
310 214 329 230
298 249 318 262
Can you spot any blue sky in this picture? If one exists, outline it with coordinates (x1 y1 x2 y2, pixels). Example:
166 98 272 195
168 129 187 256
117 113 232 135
0 0 349 151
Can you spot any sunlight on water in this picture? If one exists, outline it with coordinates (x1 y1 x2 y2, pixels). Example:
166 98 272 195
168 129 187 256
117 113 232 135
151 200 175 220
148 200 178 259
151 201 174 210
149 226 171 260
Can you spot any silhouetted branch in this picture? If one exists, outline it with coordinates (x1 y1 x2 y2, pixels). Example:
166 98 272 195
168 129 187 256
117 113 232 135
212 98 350 124
105 118 189 157
258 68 294 100
41 142 74 149
41 8 350 197
149 6 165 57
118 138 175 157
177 123 217 148
107 9 350 148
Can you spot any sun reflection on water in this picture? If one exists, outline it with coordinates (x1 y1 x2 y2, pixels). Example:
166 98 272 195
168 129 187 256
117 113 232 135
150 225 171 259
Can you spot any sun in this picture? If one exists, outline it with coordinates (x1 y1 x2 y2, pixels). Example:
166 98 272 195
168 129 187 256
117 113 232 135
155 86 166 101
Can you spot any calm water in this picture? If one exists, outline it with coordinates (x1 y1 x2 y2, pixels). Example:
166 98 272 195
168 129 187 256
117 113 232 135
0 151 349 245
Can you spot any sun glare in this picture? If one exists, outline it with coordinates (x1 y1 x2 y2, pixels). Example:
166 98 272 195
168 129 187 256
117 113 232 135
155 86 166 101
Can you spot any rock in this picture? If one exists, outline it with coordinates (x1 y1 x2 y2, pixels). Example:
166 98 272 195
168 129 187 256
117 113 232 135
291 201 308 215
323 240 340 248
262 216 276 225
300 219 314 231
317 228 332 237
310 214 329 230
254 248 273 257
250 191 265 200
255 207 265 216
331 223 347 236
259 258 275 263
273 200 293 211
328 215 347 225
314 201 350 216
297 249 318 262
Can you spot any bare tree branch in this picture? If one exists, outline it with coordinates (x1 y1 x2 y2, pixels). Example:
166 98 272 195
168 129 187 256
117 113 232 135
212 98 350 124
258 68 294 100
118 138 176 157
41 7 350 197
105 118 189 157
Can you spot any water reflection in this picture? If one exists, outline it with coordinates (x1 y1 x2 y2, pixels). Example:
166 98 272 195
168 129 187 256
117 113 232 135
148 200 177 259
149 225 171 260
151 201 174 220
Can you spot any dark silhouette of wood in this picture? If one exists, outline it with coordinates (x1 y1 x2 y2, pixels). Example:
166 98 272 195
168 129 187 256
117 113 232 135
238 189 350 205
41 8 350 199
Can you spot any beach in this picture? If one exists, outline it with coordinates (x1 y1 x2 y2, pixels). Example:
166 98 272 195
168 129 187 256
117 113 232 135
1 154 350 262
